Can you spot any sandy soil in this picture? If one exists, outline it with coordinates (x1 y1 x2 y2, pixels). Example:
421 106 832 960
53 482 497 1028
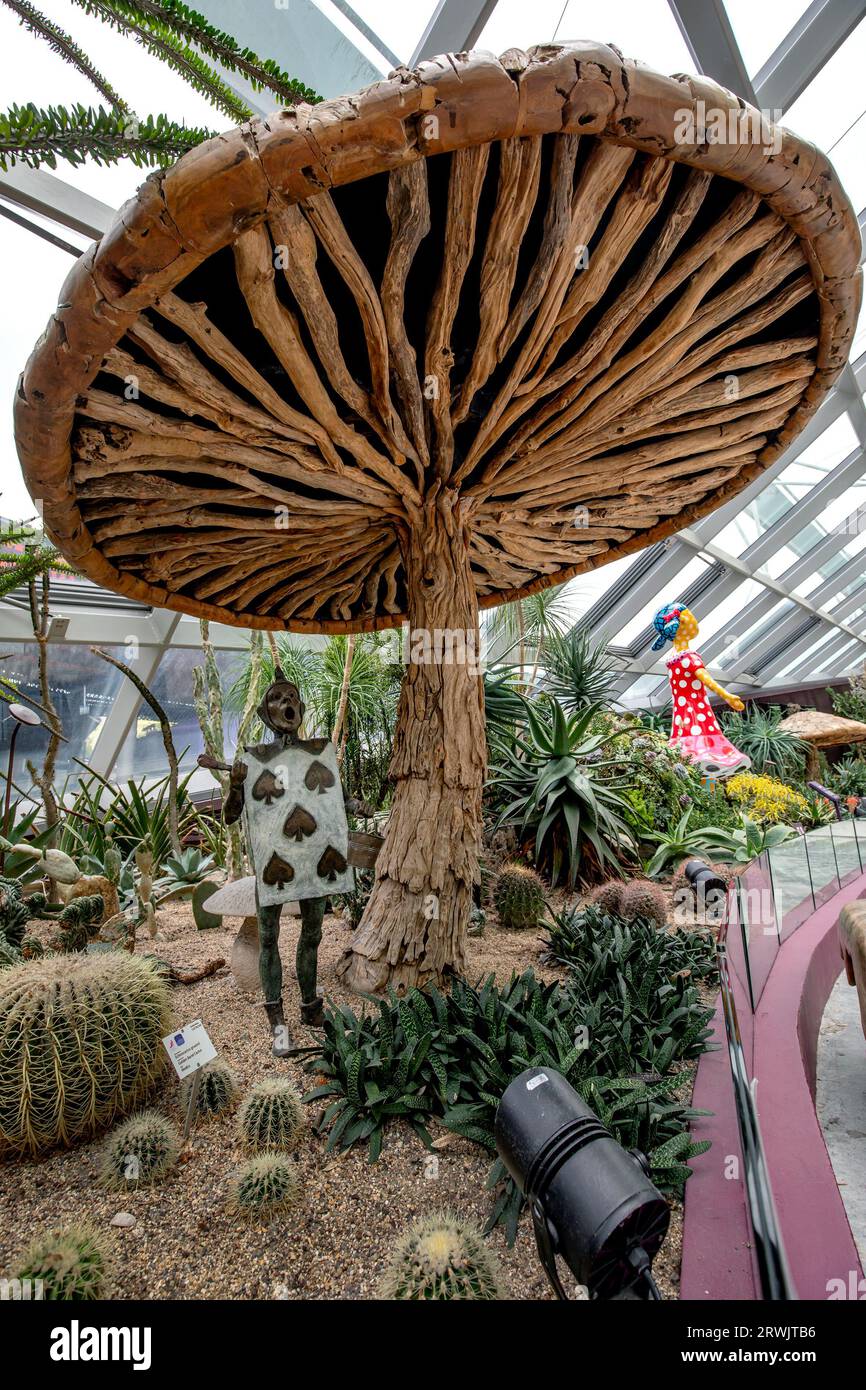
0 901 698 1301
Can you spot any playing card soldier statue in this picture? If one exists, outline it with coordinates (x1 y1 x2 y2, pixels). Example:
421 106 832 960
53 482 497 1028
222 669 353 1056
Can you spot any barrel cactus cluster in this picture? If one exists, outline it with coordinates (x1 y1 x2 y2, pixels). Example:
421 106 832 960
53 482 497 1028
229 1152 303 1217
378 1213 503 1300
14 1223 113 1300
0 952 171 1156
493 864 546 930
590 878 667 928
238 1078 305 1153
100 1110 180 1189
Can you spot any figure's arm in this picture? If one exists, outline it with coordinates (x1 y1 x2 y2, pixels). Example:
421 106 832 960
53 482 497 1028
695 667 744 711
224 760 248 824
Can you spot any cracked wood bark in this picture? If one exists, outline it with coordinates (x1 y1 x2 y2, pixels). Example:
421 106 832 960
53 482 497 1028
337 490 485 993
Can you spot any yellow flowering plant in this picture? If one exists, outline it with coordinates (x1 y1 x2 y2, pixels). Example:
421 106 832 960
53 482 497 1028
724 772 809 826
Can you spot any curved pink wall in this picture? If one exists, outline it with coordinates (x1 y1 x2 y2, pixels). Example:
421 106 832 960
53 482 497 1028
681 873 866 1300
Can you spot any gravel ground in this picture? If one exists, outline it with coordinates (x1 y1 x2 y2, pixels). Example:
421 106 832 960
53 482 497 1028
0 899 702 1301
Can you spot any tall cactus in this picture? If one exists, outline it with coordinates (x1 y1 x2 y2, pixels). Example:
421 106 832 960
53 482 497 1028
193 621 262 879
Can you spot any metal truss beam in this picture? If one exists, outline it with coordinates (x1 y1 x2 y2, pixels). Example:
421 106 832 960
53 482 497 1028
411 0 500 65
667 0 757 102
753 0 864 114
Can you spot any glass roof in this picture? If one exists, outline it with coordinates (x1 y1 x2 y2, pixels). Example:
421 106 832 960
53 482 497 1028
1 0 865 781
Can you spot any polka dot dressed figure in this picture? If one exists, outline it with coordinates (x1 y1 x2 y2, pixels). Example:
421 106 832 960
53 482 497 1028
651 603 751 777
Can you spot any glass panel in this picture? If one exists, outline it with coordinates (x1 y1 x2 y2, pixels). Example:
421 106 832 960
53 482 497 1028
0 643 126 782
832 819 862 889
785 19 866 216
768 835 814 942
717 599 795 671
111 647 241 779
478 0 693 73
688 578 763 644
771 626 841 681
723 887 754 1069
852 292 866 364
805 825 842 910
737 856 779 1008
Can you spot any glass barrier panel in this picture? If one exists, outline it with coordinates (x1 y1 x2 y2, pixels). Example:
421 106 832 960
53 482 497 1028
804 824 842 911
723 886 754 1075
737 856 778 1009
831 818 862 889
768 834 815 942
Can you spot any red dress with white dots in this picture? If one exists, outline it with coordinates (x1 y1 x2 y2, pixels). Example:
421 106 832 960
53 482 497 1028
666 649 750 776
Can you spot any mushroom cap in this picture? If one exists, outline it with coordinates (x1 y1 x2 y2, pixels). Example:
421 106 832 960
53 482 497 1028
777 710 866 747
14 43 862 633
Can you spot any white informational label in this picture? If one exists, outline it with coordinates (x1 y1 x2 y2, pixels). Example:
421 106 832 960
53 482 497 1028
526 1073 549 1091
162 1019 217 1079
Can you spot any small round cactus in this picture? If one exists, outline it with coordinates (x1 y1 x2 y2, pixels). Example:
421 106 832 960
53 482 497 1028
229 1152 303 1216
493 864 546 930
238 1077 305 1153
15 1223 112 1299
100 1110 179 1189
620 879 667 928
590 880 625 916
182 1059 239 1118
378 1212 503 1300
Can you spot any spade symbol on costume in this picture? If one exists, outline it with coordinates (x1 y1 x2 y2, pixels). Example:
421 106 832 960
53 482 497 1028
252 769 285 806
317 846 347 882
302 738 328 754
263 852 294 889
304 759 335 795
283 805 317 842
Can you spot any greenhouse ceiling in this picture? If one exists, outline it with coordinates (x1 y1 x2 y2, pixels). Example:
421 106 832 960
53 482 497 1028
1 0 865 777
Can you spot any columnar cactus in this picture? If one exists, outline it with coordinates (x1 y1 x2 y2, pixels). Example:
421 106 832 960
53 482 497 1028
100 1110 180 1189
182 1059 240 1118
238 1078 305 1153
378 1213 503 1300
229 1152 303 1216
0 952 171 1156
14 1223 113 1300
135 839 157 938
493 864 546 930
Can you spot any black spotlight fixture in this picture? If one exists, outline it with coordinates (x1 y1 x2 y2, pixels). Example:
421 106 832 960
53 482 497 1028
684 858 729 919
495 1067 670 1300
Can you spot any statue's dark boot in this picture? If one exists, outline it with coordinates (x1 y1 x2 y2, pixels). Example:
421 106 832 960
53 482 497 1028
265 1001 294 1058
300 996 325 1028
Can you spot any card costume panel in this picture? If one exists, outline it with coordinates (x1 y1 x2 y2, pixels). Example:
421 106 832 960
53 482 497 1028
242 740 353 906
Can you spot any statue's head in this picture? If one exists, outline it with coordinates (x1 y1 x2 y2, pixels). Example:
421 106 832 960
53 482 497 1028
257 667 305 736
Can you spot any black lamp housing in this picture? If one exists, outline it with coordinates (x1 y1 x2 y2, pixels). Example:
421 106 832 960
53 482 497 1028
494 1067 670 1300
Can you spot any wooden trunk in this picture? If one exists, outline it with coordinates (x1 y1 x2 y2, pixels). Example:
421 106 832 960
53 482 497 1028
337 489 485 993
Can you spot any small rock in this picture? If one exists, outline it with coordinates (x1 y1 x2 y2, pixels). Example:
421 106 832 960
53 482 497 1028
110 1212 136 1228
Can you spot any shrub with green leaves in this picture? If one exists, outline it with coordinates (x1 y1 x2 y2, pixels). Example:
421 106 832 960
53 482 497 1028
306 951 715 1240
230 1152 302 1217
101 1110 179 1189
493 863 546 929
644 808 741 878
238 1078 305 1153
14 1223 112 1300
719 704 807 779
378 1212 503 1300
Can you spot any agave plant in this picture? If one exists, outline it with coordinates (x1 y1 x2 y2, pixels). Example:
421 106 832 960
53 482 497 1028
715 816 797 864
483 666 529 749
155 847 215 891
644 807 742 878
830 756 866 800
489 699 636 886
719 704 807 778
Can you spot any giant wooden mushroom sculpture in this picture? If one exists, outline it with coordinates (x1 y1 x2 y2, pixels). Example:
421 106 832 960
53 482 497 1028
14 44 862 993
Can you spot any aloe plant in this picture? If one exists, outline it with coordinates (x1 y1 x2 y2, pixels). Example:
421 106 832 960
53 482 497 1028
716 816 797 864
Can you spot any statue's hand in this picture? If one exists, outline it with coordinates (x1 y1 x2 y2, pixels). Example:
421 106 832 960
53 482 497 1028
230 759 248 787
728 696 745 712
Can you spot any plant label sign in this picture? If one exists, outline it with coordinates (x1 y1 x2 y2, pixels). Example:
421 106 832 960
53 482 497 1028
162 1019 216 1080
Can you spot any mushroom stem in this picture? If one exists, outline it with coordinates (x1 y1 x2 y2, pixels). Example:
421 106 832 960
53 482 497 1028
336 490 485 994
